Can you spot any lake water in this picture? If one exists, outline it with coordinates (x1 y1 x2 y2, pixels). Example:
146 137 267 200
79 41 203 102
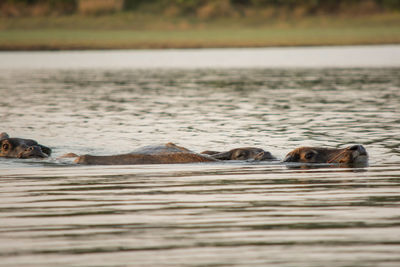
1 46 400 267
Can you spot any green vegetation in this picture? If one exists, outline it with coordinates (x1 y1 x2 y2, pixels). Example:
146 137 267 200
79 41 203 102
2 0 400 16
1 0 400 50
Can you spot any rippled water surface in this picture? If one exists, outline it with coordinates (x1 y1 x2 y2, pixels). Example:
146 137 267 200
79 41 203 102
1 48 400 266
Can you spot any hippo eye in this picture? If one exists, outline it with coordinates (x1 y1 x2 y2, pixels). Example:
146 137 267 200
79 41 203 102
304 151 315 160
2 143 9 151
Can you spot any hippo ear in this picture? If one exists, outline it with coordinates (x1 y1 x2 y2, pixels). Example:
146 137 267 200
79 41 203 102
210 151 232 160
0 132 9 140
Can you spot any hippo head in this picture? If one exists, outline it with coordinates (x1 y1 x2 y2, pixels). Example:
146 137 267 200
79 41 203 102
210 147 275 161
284 145 368 165
0 133 51 159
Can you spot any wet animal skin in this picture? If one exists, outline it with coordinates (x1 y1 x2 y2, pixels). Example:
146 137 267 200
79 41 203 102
75 152 217 165
202 147 275 161
283 145 368 165
1 132 368 167
70 144 276 165
0 132 51 159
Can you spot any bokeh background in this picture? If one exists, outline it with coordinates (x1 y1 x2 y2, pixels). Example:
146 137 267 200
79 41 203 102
1 0 400 50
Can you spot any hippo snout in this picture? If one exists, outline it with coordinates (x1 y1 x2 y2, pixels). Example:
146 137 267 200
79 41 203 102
19 145 49 158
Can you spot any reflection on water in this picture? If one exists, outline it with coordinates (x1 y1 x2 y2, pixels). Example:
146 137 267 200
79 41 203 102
1 56 400 266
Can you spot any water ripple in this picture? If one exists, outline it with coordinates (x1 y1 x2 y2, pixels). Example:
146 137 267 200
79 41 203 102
1 66 400 266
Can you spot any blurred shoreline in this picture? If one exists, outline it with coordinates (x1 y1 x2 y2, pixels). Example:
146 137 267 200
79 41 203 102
1 9 399 51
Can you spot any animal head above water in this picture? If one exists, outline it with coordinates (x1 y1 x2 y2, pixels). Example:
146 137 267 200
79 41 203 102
284 145 368 165
0 133 51 159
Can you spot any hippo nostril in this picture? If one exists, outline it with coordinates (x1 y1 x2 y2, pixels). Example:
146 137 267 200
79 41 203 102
22 145 47 158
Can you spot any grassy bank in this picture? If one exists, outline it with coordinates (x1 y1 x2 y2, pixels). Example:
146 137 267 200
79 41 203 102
1 13 399 50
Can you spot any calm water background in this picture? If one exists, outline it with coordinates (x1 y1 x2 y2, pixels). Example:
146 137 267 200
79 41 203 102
1 46 400 266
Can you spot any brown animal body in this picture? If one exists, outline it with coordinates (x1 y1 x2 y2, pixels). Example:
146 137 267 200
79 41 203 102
69 143 275 165
130 142 192 154
201 147 275 161
75 152 216 165
0 132 51 159
61 143 215 165
284 145 368 165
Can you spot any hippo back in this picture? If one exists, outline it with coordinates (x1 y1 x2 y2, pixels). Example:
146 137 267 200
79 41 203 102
130 143 193 155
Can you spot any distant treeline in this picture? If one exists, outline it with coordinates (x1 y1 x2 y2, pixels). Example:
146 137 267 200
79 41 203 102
1 0 400 17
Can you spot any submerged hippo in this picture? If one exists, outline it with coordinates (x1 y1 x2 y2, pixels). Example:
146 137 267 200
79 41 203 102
64 143 276 165
75 152 216 165
283 145 368 165
201 147 275 161
0 132 51 158
61 143 217 165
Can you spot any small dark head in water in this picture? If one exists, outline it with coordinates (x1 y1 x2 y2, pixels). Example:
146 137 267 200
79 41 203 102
284 145 368 165
0 132 51 159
